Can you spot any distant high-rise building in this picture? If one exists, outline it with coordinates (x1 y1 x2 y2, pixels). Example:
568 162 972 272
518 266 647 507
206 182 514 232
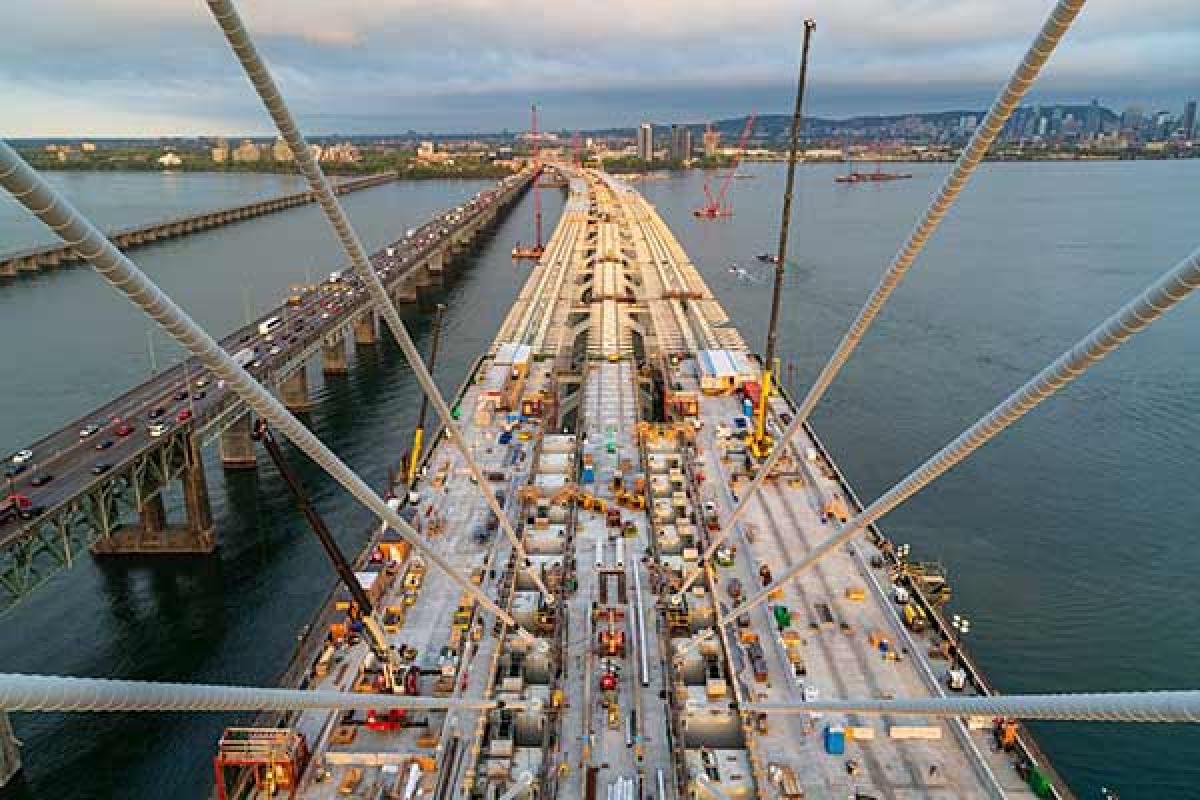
702 126 721 158
272 138 294 162
1182 100 1197 139
637 123 653 162
232 140 261 163
669 125 692 162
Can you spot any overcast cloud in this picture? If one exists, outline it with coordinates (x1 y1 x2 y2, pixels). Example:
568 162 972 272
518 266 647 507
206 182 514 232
2 0 1197 136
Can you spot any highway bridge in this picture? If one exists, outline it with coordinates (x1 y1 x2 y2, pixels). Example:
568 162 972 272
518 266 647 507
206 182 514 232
0 168 534 612
0 172 396 278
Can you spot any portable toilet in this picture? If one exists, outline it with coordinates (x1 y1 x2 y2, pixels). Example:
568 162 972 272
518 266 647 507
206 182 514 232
824 724 845 755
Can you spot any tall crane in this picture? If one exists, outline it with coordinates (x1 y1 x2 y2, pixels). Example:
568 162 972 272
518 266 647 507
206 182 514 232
693 113 757 219
512 103 545 260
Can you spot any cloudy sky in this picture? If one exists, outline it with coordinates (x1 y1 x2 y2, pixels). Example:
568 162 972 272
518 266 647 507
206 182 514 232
2 0 1197 136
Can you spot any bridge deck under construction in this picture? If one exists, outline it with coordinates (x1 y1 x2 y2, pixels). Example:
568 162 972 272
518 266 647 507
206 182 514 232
248 168 1056 800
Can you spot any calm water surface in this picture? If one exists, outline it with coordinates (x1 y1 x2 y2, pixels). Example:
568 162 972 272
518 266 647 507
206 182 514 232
0 163 1197 798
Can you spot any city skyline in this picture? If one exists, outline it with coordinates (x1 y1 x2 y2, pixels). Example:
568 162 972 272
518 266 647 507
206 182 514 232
1 0 1197 136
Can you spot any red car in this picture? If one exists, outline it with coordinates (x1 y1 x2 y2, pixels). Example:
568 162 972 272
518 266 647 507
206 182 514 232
177 408 193 423
114 422 134 437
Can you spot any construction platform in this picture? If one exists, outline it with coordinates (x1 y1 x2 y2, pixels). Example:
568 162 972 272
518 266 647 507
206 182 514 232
229 166 1067 800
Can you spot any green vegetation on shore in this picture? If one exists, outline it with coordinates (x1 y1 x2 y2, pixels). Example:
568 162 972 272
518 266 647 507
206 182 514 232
15 147 516 180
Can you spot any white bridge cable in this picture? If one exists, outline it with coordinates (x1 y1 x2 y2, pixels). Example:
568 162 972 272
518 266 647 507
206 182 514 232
724 239 1200 624
676 0 1089 596
3 671 1196 723
203 0 555 603
0 673 498 713
0 139 524 636
745 691 1200 723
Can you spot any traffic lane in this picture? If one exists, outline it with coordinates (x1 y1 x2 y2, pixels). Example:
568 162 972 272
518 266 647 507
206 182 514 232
2 191 510 497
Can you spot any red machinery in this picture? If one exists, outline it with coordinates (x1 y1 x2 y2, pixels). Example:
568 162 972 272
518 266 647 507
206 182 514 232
596 608 627 657
693 113 757 218
366 708 406 732
513 103 545 260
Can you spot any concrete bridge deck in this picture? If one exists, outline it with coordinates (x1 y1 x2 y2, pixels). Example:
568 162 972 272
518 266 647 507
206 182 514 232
259 167 1064 800
0 172 396 279
0 169 534 612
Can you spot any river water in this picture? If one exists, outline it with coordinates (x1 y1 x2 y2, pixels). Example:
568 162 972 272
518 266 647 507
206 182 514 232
0 164 1197 798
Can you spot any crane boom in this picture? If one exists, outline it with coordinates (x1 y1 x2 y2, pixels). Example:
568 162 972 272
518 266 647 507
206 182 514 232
712 113 757 213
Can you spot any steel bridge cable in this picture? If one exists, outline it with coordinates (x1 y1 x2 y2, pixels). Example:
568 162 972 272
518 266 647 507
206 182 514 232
0 139 523 636
724 239 1200 624
745 691 1200 722
0 673 497 713
675 0 1089 596
3 671 1196 722
203 0 555 604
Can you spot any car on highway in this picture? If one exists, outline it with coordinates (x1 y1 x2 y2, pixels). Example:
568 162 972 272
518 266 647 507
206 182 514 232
114 422 134 437
3 464 27 479
149 423 168 438
79 424 101 439
148 407 166 419
194 378 209 389
12 449 33 465
30 474 54 487
177 409 192 423
194 390 207 400
269 346 281 356
94 439 114 451
91 463 111 475
19 504 45 521
174 390 189 401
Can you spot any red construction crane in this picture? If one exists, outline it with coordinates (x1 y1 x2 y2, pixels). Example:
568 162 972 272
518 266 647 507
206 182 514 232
513 103 545 260
571 131 583 166
693 113 757 219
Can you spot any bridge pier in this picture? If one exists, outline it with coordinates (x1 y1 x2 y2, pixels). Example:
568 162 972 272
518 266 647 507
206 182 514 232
426 250 445 285
136 493 168 535
322 333 349 375
279 368 313 412
0 712 18 788
219 412 258 469
353 310 378 345
182 437 215 550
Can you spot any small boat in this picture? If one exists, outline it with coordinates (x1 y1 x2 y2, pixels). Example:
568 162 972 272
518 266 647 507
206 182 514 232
756 253 779 264
727 264 739 273
835 163 913 184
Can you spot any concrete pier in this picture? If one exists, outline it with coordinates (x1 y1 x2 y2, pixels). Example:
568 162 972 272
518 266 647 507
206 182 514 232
139 493 169 534
219 412 258 469
182 438 215 549
353 310 379 345
279 368 314 412
322 333 349 375
0 713 18 788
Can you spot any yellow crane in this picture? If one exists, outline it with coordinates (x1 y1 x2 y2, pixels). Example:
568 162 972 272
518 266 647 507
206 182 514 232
407 303 446 485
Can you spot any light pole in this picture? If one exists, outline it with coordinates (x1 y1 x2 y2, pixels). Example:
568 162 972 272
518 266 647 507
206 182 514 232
146 329 158 374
